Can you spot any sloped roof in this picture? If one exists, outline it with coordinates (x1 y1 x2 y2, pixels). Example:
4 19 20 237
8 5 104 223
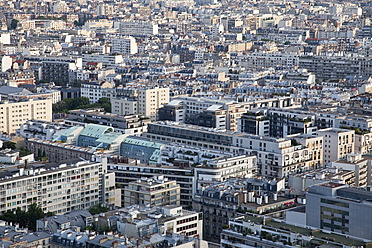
79 124 112 138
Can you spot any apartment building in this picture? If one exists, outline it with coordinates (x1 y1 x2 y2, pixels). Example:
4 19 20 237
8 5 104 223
159 206 203 238
288 167 356 195
288 134 323 170
111 98 138 116
67 108 149 134
112 204 203 239
109 154 256 206
111 87 169 119
316 128 355 164
0 55 12 72
26 138 103 162
238 112 270 136
306 182 372 240
0 98 52 134
0 157 116 215
25 56 82 84
116 21 159 35
299 55 372 80
17 120 68 141
159 96 297 131
331 153 370 187
355 132 372 154
123 176 180 207
146 122 320 178
108 161 194 206
82 54 123 68
112 37 138 55
138 87 170 119
81 81 115 103
221 214 369 248
237 52 299 70
193 178 288 242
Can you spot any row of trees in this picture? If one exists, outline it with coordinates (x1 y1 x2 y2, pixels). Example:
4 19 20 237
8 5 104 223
53 97 111 113
0 203 54 231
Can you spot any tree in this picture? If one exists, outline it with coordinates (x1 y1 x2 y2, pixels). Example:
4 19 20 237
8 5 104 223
26 203 44 231
10 19 19 29
0 203 45 231
89 204 110 215
0 210 16 224
53 97 111 113
2 141 16 150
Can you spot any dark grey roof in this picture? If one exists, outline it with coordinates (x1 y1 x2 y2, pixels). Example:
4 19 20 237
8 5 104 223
0 86 32 95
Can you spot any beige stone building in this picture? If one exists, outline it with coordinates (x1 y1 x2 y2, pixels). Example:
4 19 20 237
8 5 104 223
123 176 180 207
138 87 169 119
0 98 52 134
316 128 355 164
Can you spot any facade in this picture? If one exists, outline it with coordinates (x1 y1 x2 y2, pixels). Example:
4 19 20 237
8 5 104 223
146 122 320 178
110 154 256 207
17 120 67 141
112 37 138 55
306 182 372 240
25 56 82 84
111 98 138 116
67 108 149 132
80 81 114 103
221 214 370 248
331 153 370 187
111 87 170 119
0 157 116 215
288 167 356 195
299 55 372 80
239 112 270 136
193 178 288 242
117 21 159 35
315 128 355 165
138 87 170 119
0 98 52 134
26 138 102 162
159 96 298 131
82 54 123 68
123 176 180 207
108 161 194 206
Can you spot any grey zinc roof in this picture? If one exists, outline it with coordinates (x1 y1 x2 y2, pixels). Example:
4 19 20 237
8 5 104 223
0 86 32 95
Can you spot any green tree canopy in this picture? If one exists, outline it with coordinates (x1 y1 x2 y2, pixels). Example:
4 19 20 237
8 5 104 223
53 97 111 113
0 203 45 231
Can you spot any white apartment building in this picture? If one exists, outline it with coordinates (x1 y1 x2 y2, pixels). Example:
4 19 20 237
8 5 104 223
81 44 110 54
193 155 257 194
112 37 138 55
82 54 123 67
0 157 116 215
111 98 138 116
146 122 321 178
237 52 299 69
355 132 372 154
17 120 68 141
97 4 114 16
0 55 12 72
316 128 355 165
116 21 159 35
123 176 180 207
161 206 203 239
138 87 170 119
0 98 52 134
331 153 370 187
81 81 115 103
53 1 69 13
